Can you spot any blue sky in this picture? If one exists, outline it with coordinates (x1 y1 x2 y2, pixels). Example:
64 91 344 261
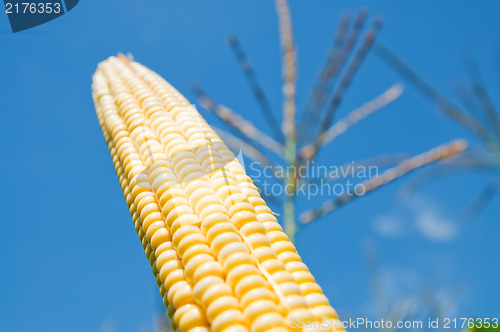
1 1 499 331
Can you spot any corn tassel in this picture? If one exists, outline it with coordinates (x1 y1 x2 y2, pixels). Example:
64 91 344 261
92 56 344 332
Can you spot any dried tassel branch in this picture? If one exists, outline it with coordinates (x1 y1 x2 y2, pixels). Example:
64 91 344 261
398 156 500 199
304 153 410 185
465 55 500 136
300 139 468 224
463 177 500 220
227 35 284 141
192 84 284 156
300 10 368 145
301 18 384 163
452 81 484 119
299 83 403 160
374 42 494 143
276 0 297 142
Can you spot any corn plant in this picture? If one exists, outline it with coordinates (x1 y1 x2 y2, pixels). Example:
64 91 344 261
193 0 466 243
92 3 475 331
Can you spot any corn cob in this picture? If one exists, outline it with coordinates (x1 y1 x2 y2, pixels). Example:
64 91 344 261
92 56 344 332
